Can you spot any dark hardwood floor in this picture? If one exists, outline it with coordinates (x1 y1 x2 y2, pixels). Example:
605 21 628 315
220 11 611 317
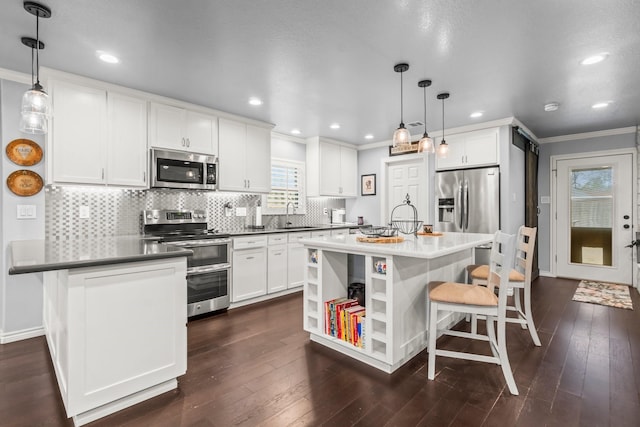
2 277 640 426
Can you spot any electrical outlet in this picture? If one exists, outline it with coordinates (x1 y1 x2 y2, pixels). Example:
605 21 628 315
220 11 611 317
225 208 232 217
323 208 328 215
235 207 247 217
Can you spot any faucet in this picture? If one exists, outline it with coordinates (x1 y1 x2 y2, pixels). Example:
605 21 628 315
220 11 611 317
285 202 295 227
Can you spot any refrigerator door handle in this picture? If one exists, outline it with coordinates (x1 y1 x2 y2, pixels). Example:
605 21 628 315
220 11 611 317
463 179 470 230
457 182 464 229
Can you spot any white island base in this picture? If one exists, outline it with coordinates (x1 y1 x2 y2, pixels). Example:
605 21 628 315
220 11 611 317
302 233 492 373
43 257 187 426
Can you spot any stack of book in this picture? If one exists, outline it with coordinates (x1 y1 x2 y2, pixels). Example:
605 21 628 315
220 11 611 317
324 297 366 348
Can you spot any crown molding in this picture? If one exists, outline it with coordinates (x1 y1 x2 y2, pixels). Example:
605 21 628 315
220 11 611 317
0 67 32 85
538 126 638 144
271 132 306 144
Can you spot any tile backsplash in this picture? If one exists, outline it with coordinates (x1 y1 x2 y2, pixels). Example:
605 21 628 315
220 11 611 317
45 186 345 240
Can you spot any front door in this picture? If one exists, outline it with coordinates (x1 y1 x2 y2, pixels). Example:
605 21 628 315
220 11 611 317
555 152 634 284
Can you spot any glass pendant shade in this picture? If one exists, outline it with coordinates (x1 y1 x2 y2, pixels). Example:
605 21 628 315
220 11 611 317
19 110 48 134
392 125 411 147
437 140 449 158
21 84 50 117
417 134 434 153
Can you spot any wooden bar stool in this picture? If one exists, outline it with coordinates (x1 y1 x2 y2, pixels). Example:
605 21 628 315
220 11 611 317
427 231 519 395
466 226 540 346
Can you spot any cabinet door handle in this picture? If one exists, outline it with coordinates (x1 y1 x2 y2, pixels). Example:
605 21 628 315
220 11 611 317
187 138 191 147
101 168 104 180
246 256 255 260
247 179 250 188
181 137 185 146
143 171 146 183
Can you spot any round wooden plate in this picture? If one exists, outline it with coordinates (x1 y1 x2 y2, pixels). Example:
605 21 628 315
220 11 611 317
6 138 43 166
6 170 43 196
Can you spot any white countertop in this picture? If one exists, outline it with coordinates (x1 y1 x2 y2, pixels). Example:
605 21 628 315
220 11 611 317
299 232 493 259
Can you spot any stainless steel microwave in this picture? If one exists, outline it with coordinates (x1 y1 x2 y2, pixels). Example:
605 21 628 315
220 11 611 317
150 148 217 190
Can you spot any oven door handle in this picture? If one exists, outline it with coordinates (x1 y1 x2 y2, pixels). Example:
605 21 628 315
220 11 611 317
188 263 231 275
169 238 232 247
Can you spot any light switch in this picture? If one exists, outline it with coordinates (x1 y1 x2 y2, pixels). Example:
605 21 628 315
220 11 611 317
235 207 247 217
17 204 36 219
79 205 90 219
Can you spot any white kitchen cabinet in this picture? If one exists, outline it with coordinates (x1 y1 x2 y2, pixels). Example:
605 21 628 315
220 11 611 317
435 128 499 170
42 258 187 424
268 244 288 293
232 236 268 302
48 80 148 187
331 228 350 237
287 231 312 288
306 137 358 197
49 80 107 184
218 118 272 193
148 102 218 155
107 93 148 187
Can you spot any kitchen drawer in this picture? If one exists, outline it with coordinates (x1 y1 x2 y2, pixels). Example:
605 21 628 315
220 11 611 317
268 234 288 245
331 228 349 237
234 235 268 250
311 230 330 238
288 231 312 243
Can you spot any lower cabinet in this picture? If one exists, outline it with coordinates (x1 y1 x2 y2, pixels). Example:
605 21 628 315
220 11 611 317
268 245 288 293
42 258 187 423
287 232 312 289
232 246 267 302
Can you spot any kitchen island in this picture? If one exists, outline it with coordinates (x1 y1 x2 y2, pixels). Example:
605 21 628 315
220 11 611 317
300 232 493 373
8 237 191 426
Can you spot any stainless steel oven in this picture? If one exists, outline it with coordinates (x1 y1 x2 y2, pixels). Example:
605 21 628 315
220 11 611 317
143 209 230 317
168 238 231 316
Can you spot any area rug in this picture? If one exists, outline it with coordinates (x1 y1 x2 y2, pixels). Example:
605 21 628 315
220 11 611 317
572 280 633 310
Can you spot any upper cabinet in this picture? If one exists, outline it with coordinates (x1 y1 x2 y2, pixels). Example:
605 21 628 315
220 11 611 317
48 80 147 187
435 128 499 171
306 137 357 197
218 118 272 193
148 102 218 155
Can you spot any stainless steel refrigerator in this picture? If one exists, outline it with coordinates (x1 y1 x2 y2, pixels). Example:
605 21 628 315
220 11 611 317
435 166 500 233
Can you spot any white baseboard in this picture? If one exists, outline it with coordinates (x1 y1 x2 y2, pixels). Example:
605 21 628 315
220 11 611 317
0 326 45 344
539 270 555 278
229 287 302 310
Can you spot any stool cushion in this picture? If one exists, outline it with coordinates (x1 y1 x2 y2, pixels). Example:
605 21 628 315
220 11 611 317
468 264 525 282
429 281 498 306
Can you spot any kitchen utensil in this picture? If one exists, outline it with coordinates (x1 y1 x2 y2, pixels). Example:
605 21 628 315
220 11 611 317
356 236 404 243
359 225 397 237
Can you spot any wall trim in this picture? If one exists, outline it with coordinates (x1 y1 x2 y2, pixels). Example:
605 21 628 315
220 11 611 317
0 326 45 344
539 270 555 278
357 117 523 151
0 67 31 84
271 132 306 145
539 126 638 144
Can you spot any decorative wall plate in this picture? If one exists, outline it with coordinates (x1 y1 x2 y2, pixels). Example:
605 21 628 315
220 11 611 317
6 170 44 196
6 138 43 166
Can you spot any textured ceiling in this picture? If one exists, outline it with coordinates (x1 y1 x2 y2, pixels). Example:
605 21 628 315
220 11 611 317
1 0 639 144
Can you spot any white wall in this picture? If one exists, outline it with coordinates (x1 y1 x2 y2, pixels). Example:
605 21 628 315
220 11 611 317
0 79 46 342
271 134 305 162
345 146 387 225
537 132 636 273
500 125 525 235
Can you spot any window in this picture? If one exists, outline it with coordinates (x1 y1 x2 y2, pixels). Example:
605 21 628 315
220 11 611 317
262 159 306 214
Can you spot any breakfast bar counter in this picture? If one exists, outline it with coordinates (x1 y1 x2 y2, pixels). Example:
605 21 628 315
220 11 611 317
299 232 492 373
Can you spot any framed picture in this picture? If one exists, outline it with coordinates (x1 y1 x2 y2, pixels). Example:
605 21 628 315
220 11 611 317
361 174 376 196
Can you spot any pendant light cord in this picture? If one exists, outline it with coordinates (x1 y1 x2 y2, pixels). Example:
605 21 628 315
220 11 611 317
441 97 445 142
30 47 35 86
400 71 404 124
35 12 40 85
423 86 427 135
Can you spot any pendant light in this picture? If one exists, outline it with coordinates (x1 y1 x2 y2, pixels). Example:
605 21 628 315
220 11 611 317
392 63 411 147
417 79 434 154
19 1 51 135
436 92 450 158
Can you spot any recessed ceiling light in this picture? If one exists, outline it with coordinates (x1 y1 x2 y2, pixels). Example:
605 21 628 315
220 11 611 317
364 134 374 140
470 111 483 118
592 101 610 109
544 102 560 112
248 97 263 106
330 123 340 129
96 51 119 64
580 53 609 65
290 129 301 135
